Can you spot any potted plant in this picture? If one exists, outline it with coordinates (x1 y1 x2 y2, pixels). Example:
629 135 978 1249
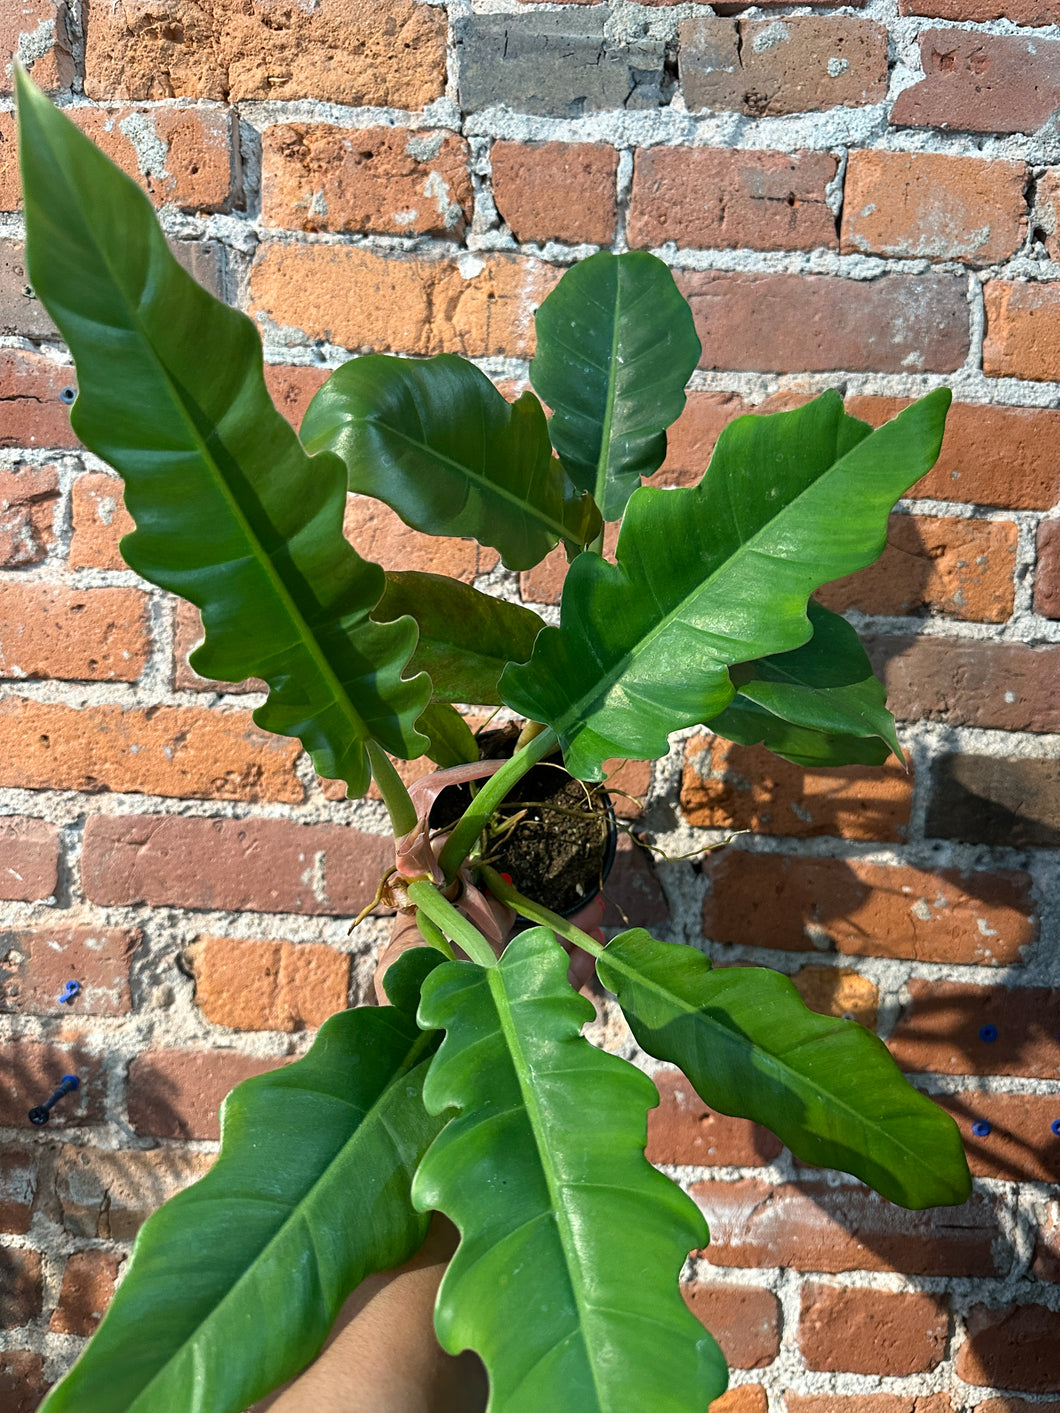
16 71 971 1413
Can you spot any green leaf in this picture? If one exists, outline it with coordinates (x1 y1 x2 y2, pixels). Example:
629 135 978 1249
375 571 545 705
598 931 971 1210
16 73 429 795
704 601 902 767
301 353 601 571
40 949 448 1413
501 390 950 782
531 251 701 521
418 701 479 767
412 929 726 1413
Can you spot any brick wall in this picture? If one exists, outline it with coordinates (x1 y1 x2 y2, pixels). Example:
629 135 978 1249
1 1 1059 1408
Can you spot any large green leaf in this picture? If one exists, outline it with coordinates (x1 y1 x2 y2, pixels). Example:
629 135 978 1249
598 931 971 1210
501 390 950 782
375 572 545 705
704 601 902 767
17 74 429 795
413 930 726 1412
41 949 448 1413
301 354 601 571
530 251 701 521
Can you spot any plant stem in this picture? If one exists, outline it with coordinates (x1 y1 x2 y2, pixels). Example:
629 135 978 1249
407 879 501 969
437 726 559 881
478 865 606 960
415 910 455 960
366 740 418 837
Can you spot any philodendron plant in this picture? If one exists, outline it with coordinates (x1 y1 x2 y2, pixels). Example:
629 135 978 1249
18 72 970 1413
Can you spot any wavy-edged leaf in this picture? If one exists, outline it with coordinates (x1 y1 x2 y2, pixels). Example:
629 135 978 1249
418 701 479 766
17 75 429 795
531 251 701 521
301 353 601 571
375 572 545 705
41 949 447 1413
704 601 901 767
501 390 950 781
413 929 726 1413
598 930 971 1209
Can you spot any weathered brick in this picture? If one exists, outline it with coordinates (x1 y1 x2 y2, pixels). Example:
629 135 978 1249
0 816 59 903
790 966 878 1028
262 125 471 238
798 1283 948 1375
0 925 139 1016
1036 169 1060 263
492 141 618 246
0 1351 48 1413
679 18 888 117
679 271 969 374
82 813 395 916
519 523 618 604
926 753 1060 847
250 246 557 358
55 1144 213 1239
127 1048 281 1140
681 1283 781 1370
957 1305 1060 1392
0 240 57 339
975 1402 1060 1413
889 981 1060 1079
49 1250 123 1336
682 736 912 842
84 0 446 106
657 390 747 488
0 351 79 450
902 0 1059 18
0 463 59 567
0 1249 41 1329
629 147 838 253
863 635 1060 734
69 472 136 571
0 1145 38 1234
263 364 329 431
1034 1206 1060 1281
711 1388 768 1413
0 1041 104 1126
170 237 224 300
0 583 150 681
841 151 1026 265
171 598 261 694
692 1178 1002 1276
789 1398 953 1413
344 496 499 584
457 12 664 116
1038 521 1060 618
936 1092 1060 1182
892 32 1060 135
0 699 303 802
703 852 1036 966
984 281 1060 383
0 0 75 93
647 1070 783 1168
185 936 349 1032
818 514 1017 622
601 757 651 820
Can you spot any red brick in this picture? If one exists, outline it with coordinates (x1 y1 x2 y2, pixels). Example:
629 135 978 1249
600 832 669 928
817 514 1017 623
250 245 557 358
263 125 470 239
863 635 1060 734
1036 169 1060 263
82 813 395 916
602 757 651 820
185 936 349 1032
647 1070 783 1167
1034 1206 1060 1281
0 464 59 566
927 752 1060 848
492 141 618 247
0 926 139 1017
1036 519 1060 618
519 523 618 604
0 1350 48 1413
0 698 303 801
957 1305 1060 1392
0 1041 104 1126
703 852 1036 966
128 1048 282 1140
902 0 1059 17
344 496 499 584
799 1283 948 1375
790 967 878 1028
0 1145 38 1234
49 1250 124 1336
711 1388 768 1413
55 1145 213 1239
0 351 79 450
790 1395 954 1413
984 281 1060 383
682 735 912 842
657 391 747 488
679 271 968 374
975 1402 1060 1413
0 1248 41 1328
263 363 329 431
0 239 57 339
0 817 59 902
892 32 1060 135
69 473 136 571
935 1092 1060 1183
841 151 1026 265
681 1282 780 1370
630 148 837 253
0 0 74 93
0 583 149 681
889 981 1060 1080
171 597 261 693
84 0 447 106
